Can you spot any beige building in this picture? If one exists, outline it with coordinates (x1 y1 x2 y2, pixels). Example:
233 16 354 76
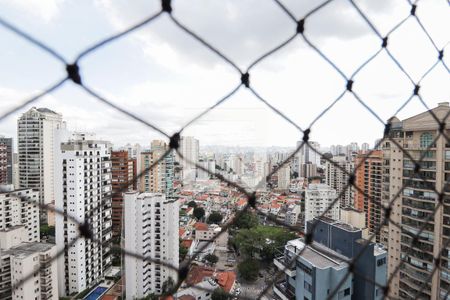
340 207 369 239
0 242 58 300
0 186 39 243
383 102 450 299
139 141 175 198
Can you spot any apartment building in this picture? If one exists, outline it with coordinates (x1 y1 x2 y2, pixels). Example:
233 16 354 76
354 150 383 242
0 186 39 243
273 217 386 300
111 150 135 236
383 103 450 299
55 133 112 296
0 145 7 185
0 243 58 300
277 165 291 190
325 155 354 208
124 192 178 298
0 137 13 185
305 184 339 225
17 107 66 224
139 141 175 199
180 136 199 182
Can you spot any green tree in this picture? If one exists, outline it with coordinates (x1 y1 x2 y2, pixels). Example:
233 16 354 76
211 288 230 300
207 211 223 224
187 200 197 208
238 259 260 281
234 211 259 229
40 225 55 237
204 253 219 265
193 207 205 220
232 226 296 261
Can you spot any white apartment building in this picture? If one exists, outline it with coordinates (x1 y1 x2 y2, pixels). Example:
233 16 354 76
17 107 66 224
0 242 59 300
305 184 339 225
197 159 216 180
180 136 199 182
325 155 354 207
124 192 179 299
55 133 112 297
277 165 291 190
0 186 39 243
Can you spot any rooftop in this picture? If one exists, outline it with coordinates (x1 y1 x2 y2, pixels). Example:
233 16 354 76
285 239 349 270
3 242 55 258
314 217 361 232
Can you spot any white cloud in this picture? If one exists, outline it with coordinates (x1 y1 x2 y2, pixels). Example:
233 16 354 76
0 0 65 22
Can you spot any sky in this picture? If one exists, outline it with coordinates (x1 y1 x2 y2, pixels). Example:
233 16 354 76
0 0 448 149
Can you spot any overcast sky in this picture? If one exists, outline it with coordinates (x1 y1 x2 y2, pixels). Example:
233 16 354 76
0 0 448 149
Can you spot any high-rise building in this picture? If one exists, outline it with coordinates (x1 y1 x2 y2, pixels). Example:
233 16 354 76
274 217 386 300
305 184 339 225
299 162 318 179
384 102 450 299
197 158 216 180
0 242 59 300
0 144 7 185
354 150 383 242
55 133 112 296
305 183 340 224
0 137 13 185
124 192 178 298
139 141 175 199
325 155 354 208
0 186 40 243
111 150 135 236
17 107 66 224
296 141 321 178
0 185 58 300
361 142 370 152
179 136 199 182
277 165 291 190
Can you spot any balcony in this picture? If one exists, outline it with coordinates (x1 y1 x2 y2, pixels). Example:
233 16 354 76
274 256 296 277
273 280 296 300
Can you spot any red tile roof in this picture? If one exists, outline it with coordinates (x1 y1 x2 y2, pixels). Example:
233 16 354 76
216 271 236 292
182 239 193 248
178 295 196 300
194 222 208 231
185 265 214 286
236 199 247 207
179 228 186 237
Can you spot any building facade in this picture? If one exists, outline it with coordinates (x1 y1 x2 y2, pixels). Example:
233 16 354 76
305 184 339 225
325 155 354 208
0 137 13 185
179 137 199 182
273 218 386 300
0 186 39 243
55 134 112 296
17 107 66 224
139 143 175 199
111 150 135 236
383 103 450 299
0 243 59 300
124 192 178 298
354 150 383 242
277 165 291 190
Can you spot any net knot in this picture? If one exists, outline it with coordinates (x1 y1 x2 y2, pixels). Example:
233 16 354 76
162 0 172 13
241 72 250 87
66 63 82 84
169 132 180 149
296 19 305 34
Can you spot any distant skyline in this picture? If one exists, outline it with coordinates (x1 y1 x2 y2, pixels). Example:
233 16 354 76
0 0 448 147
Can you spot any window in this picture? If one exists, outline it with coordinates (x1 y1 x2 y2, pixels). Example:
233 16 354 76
377 257 386 266
420 132 433 148
304 281 312 292
344 288 350 296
